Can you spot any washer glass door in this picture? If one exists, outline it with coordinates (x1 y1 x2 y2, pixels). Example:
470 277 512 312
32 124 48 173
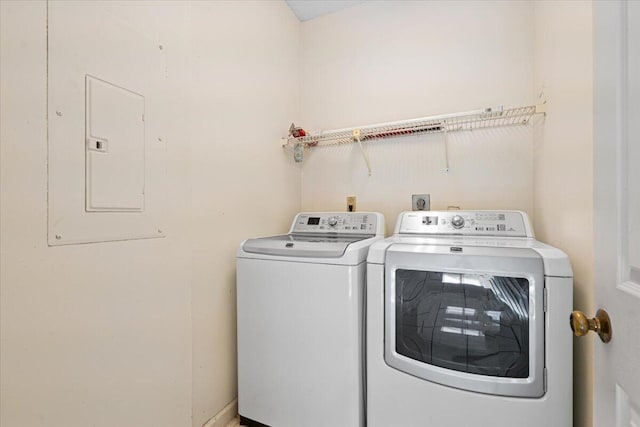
384 245 545 397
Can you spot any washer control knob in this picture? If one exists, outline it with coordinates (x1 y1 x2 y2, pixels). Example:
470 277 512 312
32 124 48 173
451 215 465 229
327 217 339 227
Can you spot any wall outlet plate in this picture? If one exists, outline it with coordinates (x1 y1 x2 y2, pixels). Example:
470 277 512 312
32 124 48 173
412 194 430 211
347 196 356 212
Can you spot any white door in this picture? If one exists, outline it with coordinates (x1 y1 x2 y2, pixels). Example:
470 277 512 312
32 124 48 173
593 1 640 426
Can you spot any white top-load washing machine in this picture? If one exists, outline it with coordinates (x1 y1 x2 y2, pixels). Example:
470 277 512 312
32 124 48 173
237 212 385 427
366 211 573 427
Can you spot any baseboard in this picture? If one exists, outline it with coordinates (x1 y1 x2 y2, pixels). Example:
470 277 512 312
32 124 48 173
202 398 238 427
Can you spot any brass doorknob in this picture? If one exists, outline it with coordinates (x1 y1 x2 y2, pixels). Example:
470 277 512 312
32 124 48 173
570 309 612 343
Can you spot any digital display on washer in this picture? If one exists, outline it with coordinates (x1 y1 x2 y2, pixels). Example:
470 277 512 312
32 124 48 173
307 217 321 225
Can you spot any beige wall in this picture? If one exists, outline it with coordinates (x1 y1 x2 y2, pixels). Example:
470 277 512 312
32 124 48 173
533 2 594 427
0 1 301 427
298 1 536 233
1 2 193 426
187 2 301 426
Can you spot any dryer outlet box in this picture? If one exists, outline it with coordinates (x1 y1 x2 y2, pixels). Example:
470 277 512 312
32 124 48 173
412 194 430 211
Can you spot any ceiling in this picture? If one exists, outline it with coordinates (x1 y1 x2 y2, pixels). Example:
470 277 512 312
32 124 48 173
285 0 365 22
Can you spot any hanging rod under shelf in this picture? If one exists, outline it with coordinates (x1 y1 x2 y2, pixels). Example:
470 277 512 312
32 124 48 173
281 104 546 148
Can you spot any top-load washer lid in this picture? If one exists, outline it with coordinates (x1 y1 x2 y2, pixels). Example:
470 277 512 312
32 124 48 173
242 234 369 258
241 212 384 259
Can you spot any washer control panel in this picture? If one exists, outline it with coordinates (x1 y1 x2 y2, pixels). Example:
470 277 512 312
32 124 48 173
292 213 378 234
398 211 532 237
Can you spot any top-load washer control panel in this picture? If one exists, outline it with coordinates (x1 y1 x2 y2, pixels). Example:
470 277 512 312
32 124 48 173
397 211 533 237
292 212 379 235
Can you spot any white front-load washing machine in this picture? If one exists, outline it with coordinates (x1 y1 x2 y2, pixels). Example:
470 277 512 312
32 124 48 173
366 211 573 427
237 212 385 427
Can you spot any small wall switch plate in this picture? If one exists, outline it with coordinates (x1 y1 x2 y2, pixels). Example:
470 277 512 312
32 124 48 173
412 194 430 211
347 196 356 212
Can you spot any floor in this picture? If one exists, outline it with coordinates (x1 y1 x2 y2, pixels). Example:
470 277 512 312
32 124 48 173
224 416 246 427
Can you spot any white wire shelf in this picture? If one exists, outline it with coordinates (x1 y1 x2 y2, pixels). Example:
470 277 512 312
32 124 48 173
281 104 546 148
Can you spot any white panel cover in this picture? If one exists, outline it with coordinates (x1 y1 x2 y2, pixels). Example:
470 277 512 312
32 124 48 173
86 76 145 211
48 2 166 245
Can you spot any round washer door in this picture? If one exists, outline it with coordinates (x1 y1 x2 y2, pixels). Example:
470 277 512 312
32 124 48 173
384 244 545 398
